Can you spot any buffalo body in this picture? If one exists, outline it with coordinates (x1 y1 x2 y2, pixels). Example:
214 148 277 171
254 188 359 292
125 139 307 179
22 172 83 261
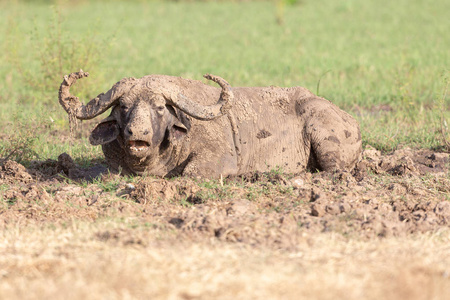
59 72 362 178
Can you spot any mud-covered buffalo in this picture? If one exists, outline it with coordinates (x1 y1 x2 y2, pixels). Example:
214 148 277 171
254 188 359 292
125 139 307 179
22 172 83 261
59 71 362 177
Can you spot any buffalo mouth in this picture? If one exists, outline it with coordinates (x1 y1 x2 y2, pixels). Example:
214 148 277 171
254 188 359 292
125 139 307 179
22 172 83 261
127 140 150 153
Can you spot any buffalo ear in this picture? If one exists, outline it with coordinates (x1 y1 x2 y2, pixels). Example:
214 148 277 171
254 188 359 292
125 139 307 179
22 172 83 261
166 105 191 141
170 120 188 141
89 118 119 145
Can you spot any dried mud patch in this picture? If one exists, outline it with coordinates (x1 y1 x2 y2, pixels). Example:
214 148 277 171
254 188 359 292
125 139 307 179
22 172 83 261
1 147 449 250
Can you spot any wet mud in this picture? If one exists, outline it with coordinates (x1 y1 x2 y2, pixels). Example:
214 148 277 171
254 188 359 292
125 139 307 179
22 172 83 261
1 146 449 250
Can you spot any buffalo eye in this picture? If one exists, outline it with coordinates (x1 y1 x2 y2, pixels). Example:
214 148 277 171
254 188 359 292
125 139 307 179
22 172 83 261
121 104 130 111
155 105 165 116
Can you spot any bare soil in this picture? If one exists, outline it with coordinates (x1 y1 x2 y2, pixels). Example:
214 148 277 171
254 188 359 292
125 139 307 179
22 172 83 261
1 146 449 299
1 146 449 243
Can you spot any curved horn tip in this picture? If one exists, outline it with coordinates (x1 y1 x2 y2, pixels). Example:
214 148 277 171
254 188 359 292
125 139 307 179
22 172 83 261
62 71 89 86
203 73 228 85
77 70 89 78
78 69 89 76
203 73 223 81
64 71 89 78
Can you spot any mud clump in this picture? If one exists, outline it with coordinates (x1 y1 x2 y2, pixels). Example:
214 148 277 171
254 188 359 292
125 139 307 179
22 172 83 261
0 160 33 183
354 146 449 178
27 153 107 181
1 147 449 249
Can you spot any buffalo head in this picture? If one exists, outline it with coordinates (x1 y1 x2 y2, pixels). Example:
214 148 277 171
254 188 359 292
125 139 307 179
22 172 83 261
59 71 234 171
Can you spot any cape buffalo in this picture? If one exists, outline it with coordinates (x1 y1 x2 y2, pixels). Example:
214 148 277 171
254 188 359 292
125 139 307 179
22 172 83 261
59 70 362 178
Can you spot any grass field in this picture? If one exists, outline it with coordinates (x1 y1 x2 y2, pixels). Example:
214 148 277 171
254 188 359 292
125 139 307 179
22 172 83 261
1 0 449 157
1 0 449 299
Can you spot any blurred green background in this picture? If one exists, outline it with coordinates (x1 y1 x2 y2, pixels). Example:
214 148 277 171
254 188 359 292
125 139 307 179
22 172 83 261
0 0 449 163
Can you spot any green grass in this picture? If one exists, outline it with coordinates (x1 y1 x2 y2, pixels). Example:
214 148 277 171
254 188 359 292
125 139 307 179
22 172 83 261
0 0 449 163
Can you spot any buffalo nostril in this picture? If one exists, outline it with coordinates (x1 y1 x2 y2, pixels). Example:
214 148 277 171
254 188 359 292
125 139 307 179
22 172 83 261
143 129 149 135
126 127 133 135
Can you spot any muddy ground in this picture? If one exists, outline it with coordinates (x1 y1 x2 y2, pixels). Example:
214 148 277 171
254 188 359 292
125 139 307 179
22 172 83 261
1 146 450 299
1 146 449 249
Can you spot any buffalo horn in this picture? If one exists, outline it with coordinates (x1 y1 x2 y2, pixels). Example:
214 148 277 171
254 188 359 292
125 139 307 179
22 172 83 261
59 70 128 120
165 74 234 121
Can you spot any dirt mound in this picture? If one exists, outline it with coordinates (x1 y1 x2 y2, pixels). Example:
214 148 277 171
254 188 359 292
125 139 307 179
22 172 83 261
129 147 449 247
26 153 107 181
354 146 449 179
1 147 449 249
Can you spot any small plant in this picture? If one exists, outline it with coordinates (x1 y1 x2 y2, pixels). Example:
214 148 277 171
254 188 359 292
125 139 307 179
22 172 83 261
193 178 236 203
9 5 114 104
268 165 284 176
180 196 194 207
97 178 121 193
0 120 40 164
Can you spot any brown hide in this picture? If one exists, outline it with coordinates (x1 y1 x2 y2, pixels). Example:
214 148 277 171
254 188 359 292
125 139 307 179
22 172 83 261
162 84 361 177
61 73 362 178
